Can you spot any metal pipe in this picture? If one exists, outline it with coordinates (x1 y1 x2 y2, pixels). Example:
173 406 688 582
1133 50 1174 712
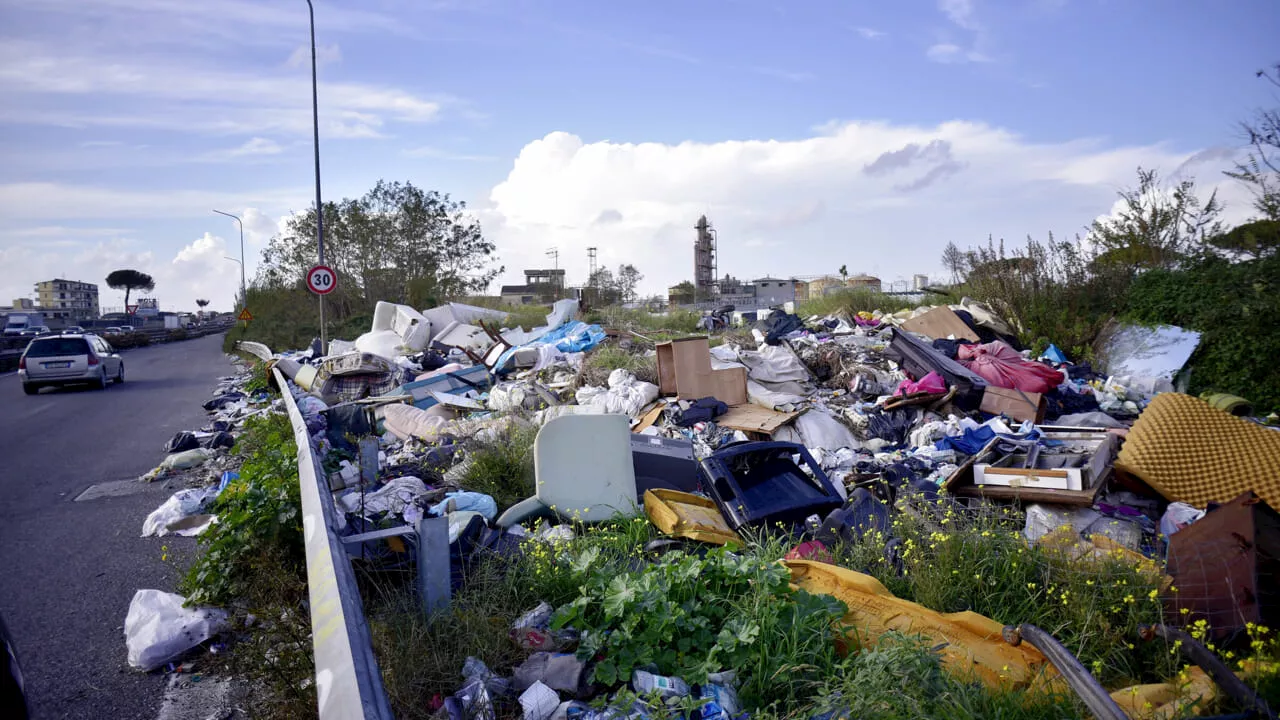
1138 624 1275 719
1003 624 1128 720
213 210 245 308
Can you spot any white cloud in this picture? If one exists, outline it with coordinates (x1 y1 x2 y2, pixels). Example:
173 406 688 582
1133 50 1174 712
0 182 305 220
927 43 991 64
854 27 887 40
0 39 447 138
287 44 343 69
480 122 1244 296
940 0 979 31
929 0 992 64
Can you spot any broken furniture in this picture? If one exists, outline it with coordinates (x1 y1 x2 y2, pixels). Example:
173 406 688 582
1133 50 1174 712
700 441 842 531
943 427 1117 506
656 336 748 406
1165 491 1280 641
643 489 741 546
882 328 987 410
495 414 638 528
389 365 490 410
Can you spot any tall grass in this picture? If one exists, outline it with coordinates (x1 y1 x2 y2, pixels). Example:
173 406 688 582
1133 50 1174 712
798 289 914 318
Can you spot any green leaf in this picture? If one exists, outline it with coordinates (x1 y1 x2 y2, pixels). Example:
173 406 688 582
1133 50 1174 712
603 575 637 617
594 658 617 686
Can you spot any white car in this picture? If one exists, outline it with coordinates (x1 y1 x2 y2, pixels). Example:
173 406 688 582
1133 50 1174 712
18 333 124 394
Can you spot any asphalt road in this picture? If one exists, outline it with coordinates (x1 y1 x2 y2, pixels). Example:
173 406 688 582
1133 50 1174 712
0 334 233 720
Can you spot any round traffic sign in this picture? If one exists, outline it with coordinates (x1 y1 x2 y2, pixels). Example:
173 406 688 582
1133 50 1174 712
307 264 336 295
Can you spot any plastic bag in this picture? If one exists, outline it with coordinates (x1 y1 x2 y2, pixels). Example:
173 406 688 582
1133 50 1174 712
124 590 227 670
140 448 214 481
1160 503 1205 537
957 341 1064 394
574 369 658 417
430 491 498 522
142 486 220 537
163 431 199 453
895 371 947 396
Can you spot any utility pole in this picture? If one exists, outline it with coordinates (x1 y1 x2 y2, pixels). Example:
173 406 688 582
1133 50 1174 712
305 0 326 351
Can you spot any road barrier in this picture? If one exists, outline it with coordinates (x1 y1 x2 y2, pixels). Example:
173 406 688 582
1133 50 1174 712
274 366 395 720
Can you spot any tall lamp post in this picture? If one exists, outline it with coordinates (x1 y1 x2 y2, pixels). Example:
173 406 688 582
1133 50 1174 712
305 0 327 350
212 210 246 311
224 256 245 324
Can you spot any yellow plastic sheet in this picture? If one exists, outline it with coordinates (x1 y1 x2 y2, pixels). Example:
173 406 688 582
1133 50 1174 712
786 560 1063 692
643 489 740 546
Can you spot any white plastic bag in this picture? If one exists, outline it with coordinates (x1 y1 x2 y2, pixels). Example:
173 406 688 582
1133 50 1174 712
573 369 658 417
141 486 220 537
125 590 228 670
1160 502 1205 537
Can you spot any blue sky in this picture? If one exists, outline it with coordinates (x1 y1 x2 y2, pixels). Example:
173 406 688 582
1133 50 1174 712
1 0 1276 312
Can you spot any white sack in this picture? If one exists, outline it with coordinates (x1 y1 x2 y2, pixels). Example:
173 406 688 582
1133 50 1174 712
737 345 810 383
142 486 220 538
773 409 859 451
125 590 228 670
338 476 429 519
574 369 658 417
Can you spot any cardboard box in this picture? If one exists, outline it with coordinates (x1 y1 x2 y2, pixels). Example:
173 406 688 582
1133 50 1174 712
656 337 749 406
980 386 1045 423
901 306 979 341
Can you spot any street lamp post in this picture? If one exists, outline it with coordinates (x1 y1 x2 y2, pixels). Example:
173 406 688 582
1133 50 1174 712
224 256 245 326
305 0 327 351
213 210 245 310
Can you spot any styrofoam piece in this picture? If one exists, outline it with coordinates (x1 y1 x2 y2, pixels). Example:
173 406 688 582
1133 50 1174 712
533 414 637 522
433 320 491 354
354 302 431 359
328 339 357 356
422 302 509 342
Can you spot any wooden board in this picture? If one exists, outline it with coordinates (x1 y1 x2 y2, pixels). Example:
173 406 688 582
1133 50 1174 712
632 401 667 433
901 306 979 341
716 403 799 434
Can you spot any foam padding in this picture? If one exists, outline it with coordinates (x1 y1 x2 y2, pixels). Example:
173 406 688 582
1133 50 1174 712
1115 393 1280 508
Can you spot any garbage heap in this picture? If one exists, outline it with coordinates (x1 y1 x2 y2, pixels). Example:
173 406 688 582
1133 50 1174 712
258 298 1279 719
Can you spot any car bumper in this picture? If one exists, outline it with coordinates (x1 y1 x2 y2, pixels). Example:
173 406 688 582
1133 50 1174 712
22 367 99 383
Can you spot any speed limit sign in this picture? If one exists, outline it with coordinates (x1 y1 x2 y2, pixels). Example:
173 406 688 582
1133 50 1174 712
307 264 336 295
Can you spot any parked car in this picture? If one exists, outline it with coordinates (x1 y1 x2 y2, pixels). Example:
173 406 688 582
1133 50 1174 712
18 334 124 394
66 326 86 334
18 326 50 337
102 326 124 334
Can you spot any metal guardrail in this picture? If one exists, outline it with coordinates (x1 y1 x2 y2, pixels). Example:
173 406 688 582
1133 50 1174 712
274 367 395 720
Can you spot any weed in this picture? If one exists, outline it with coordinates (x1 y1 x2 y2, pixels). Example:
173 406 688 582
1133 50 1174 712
577 344 658 387
586 307 701 335
459 424 539 511
503 303 554 332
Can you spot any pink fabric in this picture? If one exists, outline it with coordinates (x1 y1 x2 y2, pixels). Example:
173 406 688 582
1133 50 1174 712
895 370 947 396
957 341 1064 394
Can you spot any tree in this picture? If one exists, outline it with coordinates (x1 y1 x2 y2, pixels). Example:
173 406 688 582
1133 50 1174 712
1088 167 1223 271
616 264 643 303
940 242 966 284
587 267 620 305
258 180 502 311
1209 218 1280 259
195 298 210 321
838 264 848 280
1224 63 1280 222
106 269 155 314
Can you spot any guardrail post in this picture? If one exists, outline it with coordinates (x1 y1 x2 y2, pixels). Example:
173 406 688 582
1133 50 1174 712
415 516 452 615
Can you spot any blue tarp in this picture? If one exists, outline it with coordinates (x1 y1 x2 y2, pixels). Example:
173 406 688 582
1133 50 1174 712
1040 344 1069 364
494 321 605 371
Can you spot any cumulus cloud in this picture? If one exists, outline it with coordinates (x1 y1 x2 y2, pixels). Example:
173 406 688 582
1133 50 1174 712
480 121 1244 295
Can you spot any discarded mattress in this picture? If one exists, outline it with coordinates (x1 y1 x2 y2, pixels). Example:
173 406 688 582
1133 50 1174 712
786 560 1062 692
1115 393 1280 508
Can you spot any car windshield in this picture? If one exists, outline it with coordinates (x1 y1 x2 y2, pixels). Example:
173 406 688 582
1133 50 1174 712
26 338 90 357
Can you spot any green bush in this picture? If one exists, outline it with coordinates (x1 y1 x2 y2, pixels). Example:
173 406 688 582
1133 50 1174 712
1125 253 1280 413
799 289 914 319
459 424 538 511
167 328 189 341
578 344 658 387
182 412 304 606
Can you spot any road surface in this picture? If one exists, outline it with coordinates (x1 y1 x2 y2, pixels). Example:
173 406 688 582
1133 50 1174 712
0 334 233 719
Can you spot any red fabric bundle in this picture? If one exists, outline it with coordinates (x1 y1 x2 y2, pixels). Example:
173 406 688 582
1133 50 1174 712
957 341 1064 394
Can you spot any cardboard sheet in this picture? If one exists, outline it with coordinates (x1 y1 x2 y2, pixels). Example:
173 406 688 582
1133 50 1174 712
656 337 749 406
716 403 799 434
979 386 1045 423
901 306 979 341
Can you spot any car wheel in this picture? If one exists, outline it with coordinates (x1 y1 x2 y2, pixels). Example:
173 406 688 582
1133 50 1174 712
95 369 108 390
22 384 38 396
116 364 125 384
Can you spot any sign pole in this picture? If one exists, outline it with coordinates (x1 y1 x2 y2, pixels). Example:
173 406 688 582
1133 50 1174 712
307 0 327 354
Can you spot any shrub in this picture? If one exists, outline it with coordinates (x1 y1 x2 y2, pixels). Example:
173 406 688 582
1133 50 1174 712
1124 253 1280 413
577 344 658 387
799 289 914 319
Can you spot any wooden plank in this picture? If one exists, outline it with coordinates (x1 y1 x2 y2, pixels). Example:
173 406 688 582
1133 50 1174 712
632 401 667 433
716 403 799 434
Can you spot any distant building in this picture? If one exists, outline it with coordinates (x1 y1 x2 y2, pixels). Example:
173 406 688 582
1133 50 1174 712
35 279 99 319
793 281 809 305
500 268 567 305
752 277 796 308
913 274 930 290
847 274 882 291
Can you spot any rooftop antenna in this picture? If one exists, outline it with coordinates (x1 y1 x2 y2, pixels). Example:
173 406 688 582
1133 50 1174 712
546 247 559 270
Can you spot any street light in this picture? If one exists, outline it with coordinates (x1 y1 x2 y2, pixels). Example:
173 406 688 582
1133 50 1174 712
305 0 327 350
213 210 245 310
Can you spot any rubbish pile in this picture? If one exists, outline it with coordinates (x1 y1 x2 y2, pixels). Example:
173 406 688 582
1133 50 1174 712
246 297 1279 718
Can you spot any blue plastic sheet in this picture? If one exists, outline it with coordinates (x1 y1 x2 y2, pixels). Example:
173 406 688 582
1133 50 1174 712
430 491 498 522
1040 343 1069 364
495 321 605 371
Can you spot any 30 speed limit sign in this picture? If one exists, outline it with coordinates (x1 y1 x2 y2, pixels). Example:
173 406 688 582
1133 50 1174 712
307 264 336 295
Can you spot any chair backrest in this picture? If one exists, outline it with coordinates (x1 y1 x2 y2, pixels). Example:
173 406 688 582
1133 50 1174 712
534 414 637 522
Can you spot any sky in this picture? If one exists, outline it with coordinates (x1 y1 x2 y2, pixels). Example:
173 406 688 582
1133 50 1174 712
0 0 1276 313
